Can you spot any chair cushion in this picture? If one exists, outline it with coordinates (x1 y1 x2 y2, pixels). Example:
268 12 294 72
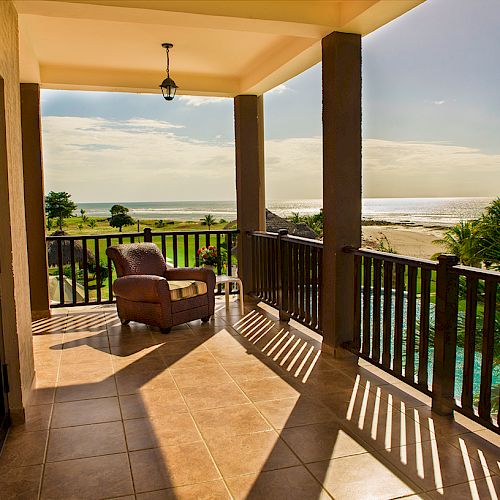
168 280 207 301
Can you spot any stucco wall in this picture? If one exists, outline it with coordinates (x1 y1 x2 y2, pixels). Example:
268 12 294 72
0 0 35 421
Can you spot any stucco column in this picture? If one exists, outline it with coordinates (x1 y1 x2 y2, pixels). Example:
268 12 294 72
321 32 362 353
20 83 50 320
234 95 265 293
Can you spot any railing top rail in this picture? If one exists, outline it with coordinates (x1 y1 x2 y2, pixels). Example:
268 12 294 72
46 229 239 241
451 264 500 281
249 230 323 248
343 246 438 270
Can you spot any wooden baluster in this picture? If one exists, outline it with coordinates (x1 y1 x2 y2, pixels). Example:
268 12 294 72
393 263 405 376
372 259 382 363
311 248 318 330
405 266 417 381
184 234 189 266
95 238 101 303
418 268 431 389
478 278 497 421
57 239 64 305
106 237 113 302
194 233 200 267
461 276 478 411
82 238 89 304
317 247 323 332
173 234 178 267
382 261 393 368
70 239 77 305
362 256 372 356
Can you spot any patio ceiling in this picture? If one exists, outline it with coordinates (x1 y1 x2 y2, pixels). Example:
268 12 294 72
15 0 422 96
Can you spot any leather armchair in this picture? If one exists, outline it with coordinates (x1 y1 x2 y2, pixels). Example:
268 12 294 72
106 243 215 333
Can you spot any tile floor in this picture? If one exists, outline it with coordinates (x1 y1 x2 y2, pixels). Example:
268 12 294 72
0 297 499 499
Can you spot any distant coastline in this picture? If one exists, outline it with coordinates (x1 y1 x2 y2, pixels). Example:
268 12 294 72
76 197 493 227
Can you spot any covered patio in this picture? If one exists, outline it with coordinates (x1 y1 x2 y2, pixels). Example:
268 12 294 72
1 297 498 498
1 0 499 498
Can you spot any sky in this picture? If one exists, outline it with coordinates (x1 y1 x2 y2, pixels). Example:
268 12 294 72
41 0 500 203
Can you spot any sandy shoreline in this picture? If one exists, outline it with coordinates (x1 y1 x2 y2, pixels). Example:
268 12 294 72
362 225 448 260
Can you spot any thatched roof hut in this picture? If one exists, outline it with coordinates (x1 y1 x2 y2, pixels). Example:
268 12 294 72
46 231 96 267
265 210 318 239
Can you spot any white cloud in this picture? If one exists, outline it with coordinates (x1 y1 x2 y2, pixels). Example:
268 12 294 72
41 115 500 201
177 95 229 107
432 100 446 105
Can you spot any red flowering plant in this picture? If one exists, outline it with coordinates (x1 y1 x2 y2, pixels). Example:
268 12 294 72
197 245 219 267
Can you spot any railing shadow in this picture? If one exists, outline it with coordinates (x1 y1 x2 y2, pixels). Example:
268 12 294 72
229 305 500 498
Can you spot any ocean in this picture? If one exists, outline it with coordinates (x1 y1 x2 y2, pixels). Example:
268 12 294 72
76 197 494 227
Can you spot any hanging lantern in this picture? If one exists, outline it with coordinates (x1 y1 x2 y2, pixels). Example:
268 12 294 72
159 43 178 101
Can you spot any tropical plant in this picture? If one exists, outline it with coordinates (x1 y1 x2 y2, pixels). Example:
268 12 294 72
201 214 216 230
80 208 87 222
109 205 134 232
432 220 482 266
155 219 166 228
476 197 500 269
87 260 109 288
45 191 77 230
87 219 97 229
289 212 301 224
46 218 53 231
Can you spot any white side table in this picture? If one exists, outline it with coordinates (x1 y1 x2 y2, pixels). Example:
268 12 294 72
216 275 244 315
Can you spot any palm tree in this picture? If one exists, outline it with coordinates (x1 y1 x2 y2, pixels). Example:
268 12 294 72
289 212 302 224
201 214 216 230
432 220 481 266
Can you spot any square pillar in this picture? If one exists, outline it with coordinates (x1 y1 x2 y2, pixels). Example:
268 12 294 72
20 83 50 320
234 95 265 293
321 32 362 352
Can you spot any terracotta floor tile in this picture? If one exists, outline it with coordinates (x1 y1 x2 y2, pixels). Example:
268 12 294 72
51 397 121 428
119 388 188 419
226 465 331 500
124 414 202 451
0 430 48 468
281 421 372 463
115 369 176 395
171 365 234 390
238 376 300 402
0 464 42 499
41 453 134 499
55 378 117 402
58 361 114 383
29 386 56 406
426 475 500 498
129 442 220 492
206 430 300 478
62 334 109 349
308 452 421 500
180 381 248 411
162 350 219 370
15 404 52 432
136 480 231 499
413 407 485 437
60 346 112 365
47 421 126 461
222 359 280 382
255 396 336 429
381 440 491 492
192 403 272 440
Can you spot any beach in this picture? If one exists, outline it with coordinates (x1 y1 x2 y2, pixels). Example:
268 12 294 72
362 224 447 259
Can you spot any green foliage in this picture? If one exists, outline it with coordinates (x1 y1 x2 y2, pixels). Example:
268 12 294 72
155 219 166 228
432 198 500 269
110 213 135 232
110 204 129 216
375 234 398 254
109 205 134 232
219 218 227 224
86 260 109 288
287 209 323 236
46 218 53 231
80 208 87 222
200 214 216 230
45 191 77 230
87 219 97 229
77 223 83 231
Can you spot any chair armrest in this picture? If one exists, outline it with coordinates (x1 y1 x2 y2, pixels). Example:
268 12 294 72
113 275 170 304
166 267 215 287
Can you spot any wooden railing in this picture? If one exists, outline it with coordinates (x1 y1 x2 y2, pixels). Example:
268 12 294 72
46 228 238 307
344 247 499 432
250 230 323 332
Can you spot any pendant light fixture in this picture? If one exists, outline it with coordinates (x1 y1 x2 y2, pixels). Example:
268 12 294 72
159 43 178 101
